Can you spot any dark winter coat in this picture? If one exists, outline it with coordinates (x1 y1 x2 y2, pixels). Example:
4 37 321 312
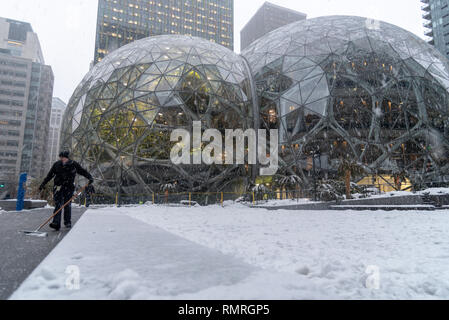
40 160 93 189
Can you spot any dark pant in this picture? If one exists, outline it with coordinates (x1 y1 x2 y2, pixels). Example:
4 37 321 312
52 185 75 226
86 193 91 207
79 192 91 207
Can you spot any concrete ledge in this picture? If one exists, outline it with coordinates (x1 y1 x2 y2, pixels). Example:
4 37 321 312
330 205 437 211
0 200 47 212
254 194 448 211
255 203 331 211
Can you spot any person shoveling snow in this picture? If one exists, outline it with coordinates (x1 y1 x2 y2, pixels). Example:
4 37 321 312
21 151 94 237
38 151 94 232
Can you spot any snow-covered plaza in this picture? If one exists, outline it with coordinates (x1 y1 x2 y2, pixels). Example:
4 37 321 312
10 202 449 300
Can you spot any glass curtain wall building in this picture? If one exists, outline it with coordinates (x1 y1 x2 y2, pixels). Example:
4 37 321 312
0 17 53 188
422 0 449 58
94 0 234 64
240 2 306 51
48 98 67 167
20 63 54 178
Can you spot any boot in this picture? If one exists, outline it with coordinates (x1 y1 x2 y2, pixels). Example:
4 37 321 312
49 223 60 231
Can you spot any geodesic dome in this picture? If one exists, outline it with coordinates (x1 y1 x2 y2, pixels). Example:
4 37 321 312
242 16 449 186
61 35 254 194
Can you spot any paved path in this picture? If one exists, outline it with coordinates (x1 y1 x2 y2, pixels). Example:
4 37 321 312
10 209 256 300
0 207 87 300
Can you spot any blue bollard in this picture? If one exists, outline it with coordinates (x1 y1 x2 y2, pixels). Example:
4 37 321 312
16 173 27 212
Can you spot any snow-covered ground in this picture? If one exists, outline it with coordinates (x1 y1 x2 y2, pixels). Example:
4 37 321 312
11 203 449 300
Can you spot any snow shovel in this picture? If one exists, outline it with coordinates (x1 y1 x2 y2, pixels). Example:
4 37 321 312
22 184 89 238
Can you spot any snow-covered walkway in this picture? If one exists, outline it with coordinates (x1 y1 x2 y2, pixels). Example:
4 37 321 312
10 208 327 300
11 203 449 300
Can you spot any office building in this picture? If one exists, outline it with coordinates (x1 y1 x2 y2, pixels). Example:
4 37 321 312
94 0 234 64
0 18 54 187
422 0 449 58
240 2 306 51
48 98 67 167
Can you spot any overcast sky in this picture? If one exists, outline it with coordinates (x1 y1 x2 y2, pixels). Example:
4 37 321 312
1 0 425 104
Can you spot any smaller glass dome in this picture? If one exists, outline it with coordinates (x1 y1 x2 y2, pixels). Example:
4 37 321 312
61 35 254 194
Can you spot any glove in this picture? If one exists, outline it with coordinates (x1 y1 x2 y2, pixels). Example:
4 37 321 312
88 180 94 186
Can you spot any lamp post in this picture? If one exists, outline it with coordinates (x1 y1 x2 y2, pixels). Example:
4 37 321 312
118 156 125 207
312 151 322 202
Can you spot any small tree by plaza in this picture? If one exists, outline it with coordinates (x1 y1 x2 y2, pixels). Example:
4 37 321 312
392 170 408 191
252 184 270 202
160 183 177 204
317 181 343 202
276 174 303 200
338 159 366 200
410 174 426 192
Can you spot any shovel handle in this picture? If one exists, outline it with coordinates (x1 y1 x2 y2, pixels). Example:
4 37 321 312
36 184 90 232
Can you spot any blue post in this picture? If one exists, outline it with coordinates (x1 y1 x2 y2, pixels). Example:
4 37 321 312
16 173 27 211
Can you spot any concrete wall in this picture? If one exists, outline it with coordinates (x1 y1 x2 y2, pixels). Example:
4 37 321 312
256 195 429 211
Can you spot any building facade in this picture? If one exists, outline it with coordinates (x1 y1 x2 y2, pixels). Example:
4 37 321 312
422 0 449 58
48 98 67 167
94 0 234 64
0 18 54 189
19 63 53 179
0 18 44 63
240 2 306 51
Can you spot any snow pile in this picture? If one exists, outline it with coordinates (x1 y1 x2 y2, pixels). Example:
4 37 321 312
107 269 150 300
103 268 330 300
419 188 449 196
11 204 449 300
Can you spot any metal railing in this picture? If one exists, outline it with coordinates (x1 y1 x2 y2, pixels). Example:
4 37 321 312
75 190 311 207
